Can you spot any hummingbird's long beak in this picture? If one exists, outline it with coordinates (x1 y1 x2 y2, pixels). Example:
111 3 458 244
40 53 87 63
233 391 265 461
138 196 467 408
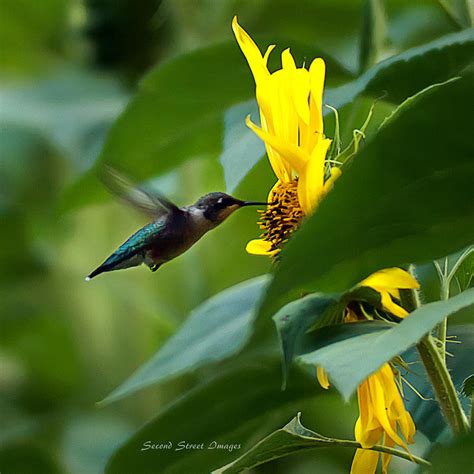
240 201 268 207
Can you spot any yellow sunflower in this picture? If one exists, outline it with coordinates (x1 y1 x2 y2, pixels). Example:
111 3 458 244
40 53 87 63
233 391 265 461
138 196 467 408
317 268 419 473
233 16 341 256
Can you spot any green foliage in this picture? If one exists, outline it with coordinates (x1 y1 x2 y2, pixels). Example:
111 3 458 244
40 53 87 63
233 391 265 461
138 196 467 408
0 441 65 474
61 40 349 212
403 325 474 441
219 100 265 193
260 71 474 319
105 367 319 474
273 294 340 388
212 414 340 474
102 276 269 404
423 431 474 473
461 375 474 397
297 290 474 400
3 1 474 473
359 0 387 72
220 29 474 194
327 28 474 108
214 413 429 473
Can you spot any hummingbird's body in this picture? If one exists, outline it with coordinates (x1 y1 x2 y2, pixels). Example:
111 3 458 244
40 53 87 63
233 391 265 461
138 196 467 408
86 168 266 280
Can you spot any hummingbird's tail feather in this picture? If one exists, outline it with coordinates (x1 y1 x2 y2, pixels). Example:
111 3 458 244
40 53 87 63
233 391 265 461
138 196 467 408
85 265 109 280
86 252 145 281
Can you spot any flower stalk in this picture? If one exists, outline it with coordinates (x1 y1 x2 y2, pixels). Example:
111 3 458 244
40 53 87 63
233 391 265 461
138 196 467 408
327 439 430 467
400 278 469 436
434 247 473 362
417 334 470 436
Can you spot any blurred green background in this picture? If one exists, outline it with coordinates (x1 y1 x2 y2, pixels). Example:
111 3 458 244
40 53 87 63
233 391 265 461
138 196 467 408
0 1 468 472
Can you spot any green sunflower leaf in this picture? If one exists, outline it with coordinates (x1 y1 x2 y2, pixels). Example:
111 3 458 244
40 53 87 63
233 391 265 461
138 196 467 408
104 366 319 474
326 28 474 109
100 276 269 405
213 412 430 473
272 294 341 388
259 68 474 319
296 289 474 401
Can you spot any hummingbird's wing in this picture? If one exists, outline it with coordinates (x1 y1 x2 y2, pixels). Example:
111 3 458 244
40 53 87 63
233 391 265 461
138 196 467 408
100 165 181 219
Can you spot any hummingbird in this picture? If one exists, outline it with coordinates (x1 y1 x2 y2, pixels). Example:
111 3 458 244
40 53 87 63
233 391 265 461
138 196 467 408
86 167 267 280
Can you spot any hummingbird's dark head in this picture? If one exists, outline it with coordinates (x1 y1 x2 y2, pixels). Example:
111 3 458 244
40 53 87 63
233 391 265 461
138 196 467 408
193 192 266 225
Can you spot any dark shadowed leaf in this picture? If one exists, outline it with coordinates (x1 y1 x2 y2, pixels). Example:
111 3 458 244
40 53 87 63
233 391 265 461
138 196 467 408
273 294 341 388
326 28 474 108
259 69 474 319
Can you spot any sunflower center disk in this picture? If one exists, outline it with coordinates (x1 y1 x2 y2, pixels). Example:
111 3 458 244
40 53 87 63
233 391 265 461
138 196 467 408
258 179 304 254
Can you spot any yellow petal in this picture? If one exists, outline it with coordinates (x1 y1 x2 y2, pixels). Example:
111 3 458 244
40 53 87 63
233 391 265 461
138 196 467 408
381 434 394 474
281 48 296 70
309 57 326 138
323 166 342 195
245 239 275 256
368 369 407 448
361 268 420 290
378 290 409 318
316 367 330 389
280 49 311 126
298 138 331 214
259 112 292 182
232 17 269 85
246 115 308 175
351 449 379 474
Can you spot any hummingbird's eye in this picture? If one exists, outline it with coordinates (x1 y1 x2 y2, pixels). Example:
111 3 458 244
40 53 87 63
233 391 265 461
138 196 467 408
217 197 224 205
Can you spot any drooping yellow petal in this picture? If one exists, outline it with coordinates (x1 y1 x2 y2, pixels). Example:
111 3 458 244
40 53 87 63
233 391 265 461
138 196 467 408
362 268 420 290
359 267 419 316
316 367 330 389
259 112 292 182
368 369 407 448
298 138 331 214
246 115 308 175
381 434 394 474
245 239 276 256
351 448 379 474
378 290 409 318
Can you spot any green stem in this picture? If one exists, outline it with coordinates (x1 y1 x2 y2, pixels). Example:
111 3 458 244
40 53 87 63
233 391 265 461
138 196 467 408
400 273 469 436
330 439 431 467
417 334 469 436
437 317 447 361
437 276 449 362
436 247 474 362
